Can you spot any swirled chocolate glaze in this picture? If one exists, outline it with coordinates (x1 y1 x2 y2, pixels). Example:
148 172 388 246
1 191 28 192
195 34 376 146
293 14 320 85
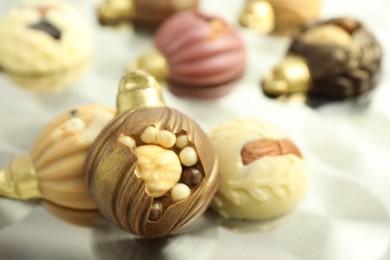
86 107 218 237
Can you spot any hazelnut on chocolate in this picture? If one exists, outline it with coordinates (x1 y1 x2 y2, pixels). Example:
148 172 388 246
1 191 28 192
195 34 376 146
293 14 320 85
209 118 308 221
86 71 219 238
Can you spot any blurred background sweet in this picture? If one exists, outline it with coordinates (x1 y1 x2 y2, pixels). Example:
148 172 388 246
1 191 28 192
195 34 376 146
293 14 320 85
97 0 199 30
0 0 94 92
239 0 323 36
129 11 246 99
261 17 383 108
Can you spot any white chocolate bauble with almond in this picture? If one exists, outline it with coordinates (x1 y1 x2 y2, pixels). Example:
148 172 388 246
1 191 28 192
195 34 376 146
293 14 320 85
209 118 308 220
0 0 93 75
31 104 114 209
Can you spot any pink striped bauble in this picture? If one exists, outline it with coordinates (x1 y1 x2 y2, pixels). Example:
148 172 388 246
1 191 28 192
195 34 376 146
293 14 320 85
155 11 246 99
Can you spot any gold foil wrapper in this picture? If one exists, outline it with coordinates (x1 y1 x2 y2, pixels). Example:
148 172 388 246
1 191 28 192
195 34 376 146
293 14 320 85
239 0 275 33
126 49 169 82
0 155 41 200
261 55 311 96
98 0 134 25
117 70 166 114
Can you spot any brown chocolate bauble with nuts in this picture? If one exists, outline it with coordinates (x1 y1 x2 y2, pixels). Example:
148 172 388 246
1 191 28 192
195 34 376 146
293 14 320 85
262 17 383 101
86 70 219 238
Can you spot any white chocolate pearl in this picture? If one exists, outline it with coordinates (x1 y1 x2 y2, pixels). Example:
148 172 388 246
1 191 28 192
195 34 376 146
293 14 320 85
176 135 189 149
171 183 191 201
118 135 136 149
51 118 85 139
141 126 157 144
157 130 176 148
179 146 198 167
65 118 86 132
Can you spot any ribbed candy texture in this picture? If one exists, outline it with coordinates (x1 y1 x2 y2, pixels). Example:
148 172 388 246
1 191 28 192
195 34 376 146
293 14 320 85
155 11 246 98
31 105 114 209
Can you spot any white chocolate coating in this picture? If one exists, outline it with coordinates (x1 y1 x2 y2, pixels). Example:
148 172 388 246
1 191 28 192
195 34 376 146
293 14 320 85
140 126 157 144
156 130 176 148
175 134 189 149
179 146 198 167
171 183 191 201
118 134 136 149
209 118 308 220
0 0 93 75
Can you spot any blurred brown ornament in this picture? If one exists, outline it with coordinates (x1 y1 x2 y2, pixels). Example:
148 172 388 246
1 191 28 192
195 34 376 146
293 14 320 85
261 17 383 102
0 105 115 210
86 70 219 238
98 0 199 30
239 0 323 36
128 11 246 99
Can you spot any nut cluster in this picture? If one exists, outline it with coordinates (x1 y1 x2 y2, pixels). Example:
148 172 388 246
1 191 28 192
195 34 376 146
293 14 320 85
118 125 204 221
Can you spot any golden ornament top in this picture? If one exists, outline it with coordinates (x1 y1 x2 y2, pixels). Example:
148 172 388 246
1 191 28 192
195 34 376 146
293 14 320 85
116 70 166 115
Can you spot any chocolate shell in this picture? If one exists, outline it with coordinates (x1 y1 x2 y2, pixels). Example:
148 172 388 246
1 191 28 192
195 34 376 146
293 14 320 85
289 17 383 98
86 81 219 238
155 11 246 99
209 118 308 220
86 107 218 237
0 105 115 210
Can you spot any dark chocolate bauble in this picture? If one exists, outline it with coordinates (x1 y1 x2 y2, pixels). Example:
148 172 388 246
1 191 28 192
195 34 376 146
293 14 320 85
289 17 382 98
